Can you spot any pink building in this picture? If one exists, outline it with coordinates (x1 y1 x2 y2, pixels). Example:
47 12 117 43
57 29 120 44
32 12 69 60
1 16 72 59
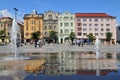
75 13 116 44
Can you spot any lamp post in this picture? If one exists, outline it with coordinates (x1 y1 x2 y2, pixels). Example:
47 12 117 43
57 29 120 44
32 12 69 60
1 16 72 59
13 8 18 20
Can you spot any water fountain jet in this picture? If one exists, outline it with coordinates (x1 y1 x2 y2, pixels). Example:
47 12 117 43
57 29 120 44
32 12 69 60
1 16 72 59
10 18 21 60
95 38 101 76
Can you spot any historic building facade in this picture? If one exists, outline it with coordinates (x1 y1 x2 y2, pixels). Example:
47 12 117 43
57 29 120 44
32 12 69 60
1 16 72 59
75 13 116 44
58 12 75 44
23 10 43 43
0 17 13 43
43 11 59 42
116 25 120 44
17 22 24 42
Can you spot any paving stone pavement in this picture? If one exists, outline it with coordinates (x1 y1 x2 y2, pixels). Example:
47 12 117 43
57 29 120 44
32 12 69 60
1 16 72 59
0 44 120 53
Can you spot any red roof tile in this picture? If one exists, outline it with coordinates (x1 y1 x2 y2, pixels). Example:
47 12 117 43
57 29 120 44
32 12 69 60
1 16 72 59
0 17 13 20
75 13 115 18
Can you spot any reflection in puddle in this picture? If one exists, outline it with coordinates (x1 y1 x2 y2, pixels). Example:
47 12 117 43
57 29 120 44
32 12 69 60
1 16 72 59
0 52 120 80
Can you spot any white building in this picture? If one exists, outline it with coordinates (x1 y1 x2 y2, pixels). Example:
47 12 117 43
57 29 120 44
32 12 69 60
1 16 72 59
58 12 75 44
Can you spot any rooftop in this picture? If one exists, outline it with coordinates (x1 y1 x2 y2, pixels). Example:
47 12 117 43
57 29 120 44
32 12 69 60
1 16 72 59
75 13 115 18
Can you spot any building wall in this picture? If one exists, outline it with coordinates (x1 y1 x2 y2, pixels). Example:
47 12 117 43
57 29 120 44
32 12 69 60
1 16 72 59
58 12 75 44
23 10 43 42
43 11 59 42
75 13 116 44
17 22 24 42
59 52 77 75
0 17 13 42
76 52 117 70
116 25 120 43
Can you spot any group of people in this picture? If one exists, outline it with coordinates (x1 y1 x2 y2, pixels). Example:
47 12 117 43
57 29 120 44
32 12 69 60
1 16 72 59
76 39 84 47
34 39 42 48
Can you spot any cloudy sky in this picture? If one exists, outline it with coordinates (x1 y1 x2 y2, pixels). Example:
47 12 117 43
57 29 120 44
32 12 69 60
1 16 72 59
0 0 120 24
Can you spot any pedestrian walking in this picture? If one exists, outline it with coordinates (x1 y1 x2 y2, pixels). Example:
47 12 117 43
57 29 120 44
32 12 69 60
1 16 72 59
34 39 37 48
38 39 42 48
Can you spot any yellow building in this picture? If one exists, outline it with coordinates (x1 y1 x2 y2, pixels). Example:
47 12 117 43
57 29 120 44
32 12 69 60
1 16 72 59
23 10 43 43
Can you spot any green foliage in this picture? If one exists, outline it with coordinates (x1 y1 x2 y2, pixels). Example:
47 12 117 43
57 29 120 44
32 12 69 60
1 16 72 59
31 31 40 39
0 30 4 35
105 32 112 45
0 30 5 39
86 33 96 43
49 30 57 39
68 32 76 44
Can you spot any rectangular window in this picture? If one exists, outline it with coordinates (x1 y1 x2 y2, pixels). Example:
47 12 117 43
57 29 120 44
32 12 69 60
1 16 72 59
95 33 98 36
78 28 81 31
106 18 110 22
33 20 36 24
54 26 56 29
32 26 34 30
83 18 87 21
49 26 52 29
106 24 110 26
101 33 104 36
26 21 28 25
70 17 73 20
64 23 69 26
94 24 98 26
94 19 98 22
106 28 110 31
89 28 92 31
34 26 36 31
45 32 47 35
77 32 82 36
60 23 62 26
101 28 104 31
89 24 92 26
44 26 47 30
101 19 104 22
39 21 41 25
31 20 36 24
26 26 28 31
77 18 81 21
95 28 98 31
71 29 73 32
71 23 73 26
64 29 69 33
64 17 69 20
60 29 63 33
101 24 104 26
83 24 87 27
83 28 87 31
89 19 92 22
39 27 41 30
77 23 81 26
83 33 87 36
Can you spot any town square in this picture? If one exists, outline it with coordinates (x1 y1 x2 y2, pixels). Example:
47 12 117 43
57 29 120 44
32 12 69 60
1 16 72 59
0 0 120 80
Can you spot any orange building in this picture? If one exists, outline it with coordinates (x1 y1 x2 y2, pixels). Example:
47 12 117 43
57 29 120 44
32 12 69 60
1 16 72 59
23 10 43 43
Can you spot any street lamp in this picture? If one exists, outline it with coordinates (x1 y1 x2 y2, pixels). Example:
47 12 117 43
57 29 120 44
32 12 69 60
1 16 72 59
13 8 18 20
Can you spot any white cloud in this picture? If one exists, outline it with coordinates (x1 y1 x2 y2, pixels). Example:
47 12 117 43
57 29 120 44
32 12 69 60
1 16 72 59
0 9 23 22
116 22 120 26
0 9 13 18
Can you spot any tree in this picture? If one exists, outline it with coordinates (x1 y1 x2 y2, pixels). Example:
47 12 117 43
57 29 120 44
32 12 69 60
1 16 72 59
68 32 76 44
105 32 112 45
49 30 58 43
86 33 96 44
31 31 40 40
0 30 5 39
